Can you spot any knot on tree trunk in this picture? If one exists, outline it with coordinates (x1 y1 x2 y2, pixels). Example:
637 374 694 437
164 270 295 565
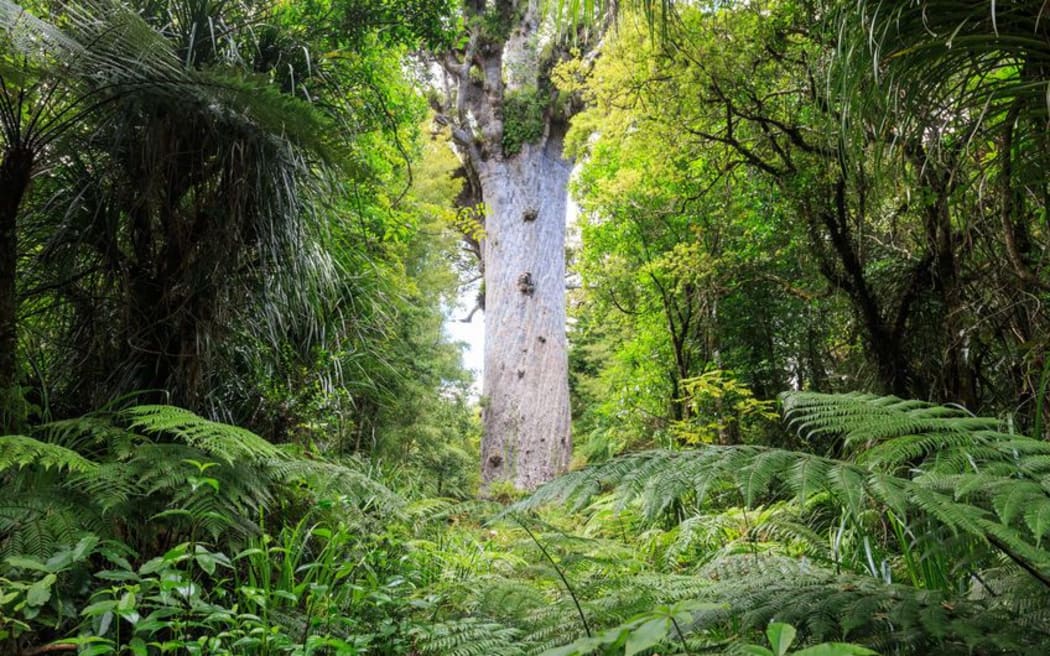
517 271 535 296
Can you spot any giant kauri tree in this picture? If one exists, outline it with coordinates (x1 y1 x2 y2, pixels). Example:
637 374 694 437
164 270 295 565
439 1 602 489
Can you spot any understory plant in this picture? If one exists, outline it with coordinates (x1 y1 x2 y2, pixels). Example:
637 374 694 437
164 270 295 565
7 392 1050 655
0 404 422 654
411 392 1050 655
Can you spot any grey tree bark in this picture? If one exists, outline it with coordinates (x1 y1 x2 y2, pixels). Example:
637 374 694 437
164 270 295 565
443 0 573 490
476 136 572 490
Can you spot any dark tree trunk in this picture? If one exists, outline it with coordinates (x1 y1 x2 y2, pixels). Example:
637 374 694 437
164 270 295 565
0 145 33 432
813 181 915 396
926 173 975 407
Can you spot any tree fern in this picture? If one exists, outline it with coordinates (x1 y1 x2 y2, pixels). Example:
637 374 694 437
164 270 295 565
510 392 1050 653
520 396 1050 583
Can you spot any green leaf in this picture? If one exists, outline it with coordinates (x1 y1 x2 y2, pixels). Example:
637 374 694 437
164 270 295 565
70 534 101 562
117 591 136 612
793 644 878 656
626 617 669 656
81 600 117 616
540 636 604 656
740 647 775 656
168 543 194 560
98 610 114 637
5 556 48 572
138 557 168 575
95 569 140 582
767 623 797 656
128 637 148 656
196 552 217 575
26 574 56 607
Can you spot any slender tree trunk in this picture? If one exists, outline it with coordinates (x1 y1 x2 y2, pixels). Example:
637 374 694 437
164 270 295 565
478 135 572 490
0 145 33 432
812 181 915 396
903 139 975 407
929 187 975 407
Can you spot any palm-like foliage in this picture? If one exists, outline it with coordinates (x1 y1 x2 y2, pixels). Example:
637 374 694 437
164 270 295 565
839 1 1050 117
7 1 463 447
0 0 189 426
6 0 348 414
834 0 1050 302
4 0 438 429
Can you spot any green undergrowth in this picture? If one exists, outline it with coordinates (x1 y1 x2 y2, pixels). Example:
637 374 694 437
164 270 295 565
5 393 1050 654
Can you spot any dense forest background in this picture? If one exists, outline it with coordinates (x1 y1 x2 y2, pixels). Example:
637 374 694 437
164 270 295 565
3 0 1050 654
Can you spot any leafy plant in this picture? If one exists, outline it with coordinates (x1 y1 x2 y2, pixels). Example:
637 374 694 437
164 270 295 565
542 599 716 656
0 535 99 651
510 392 1050 653
502 88 548 156
672 370 778 445
0 402 422 651
739 623 877 656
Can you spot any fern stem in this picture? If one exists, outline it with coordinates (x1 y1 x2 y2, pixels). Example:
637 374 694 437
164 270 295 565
514 515 592 638
22 643 77 654
670 616 693 655
740 505 758 562
986 534 1050 590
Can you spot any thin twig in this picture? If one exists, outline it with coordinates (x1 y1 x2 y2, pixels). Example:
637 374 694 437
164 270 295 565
670 615 694 655
514 514 592 637
24 643 77 655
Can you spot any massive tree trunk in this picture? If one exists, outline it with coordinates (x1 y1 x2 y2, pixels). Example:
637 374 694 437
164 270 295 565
0 145 33 432
477 135 572 489
444 0 575 490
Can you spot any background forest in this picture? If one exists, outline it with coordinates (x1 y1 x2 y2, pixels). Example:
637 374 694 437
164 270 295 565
3 0 1050 655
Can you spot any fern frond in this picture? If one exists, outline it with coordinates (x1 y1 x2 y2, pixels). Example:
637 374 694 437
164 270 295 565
271 457 404 515
413 618 528 656
496 393 1050 653
781 391 1005 466
66 462 139 511
687 554 1050 654
38 415 138 457
123 405 283 463
408 498 504 525
0 485 101 558
527 393 1050 582
0 435 97 472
